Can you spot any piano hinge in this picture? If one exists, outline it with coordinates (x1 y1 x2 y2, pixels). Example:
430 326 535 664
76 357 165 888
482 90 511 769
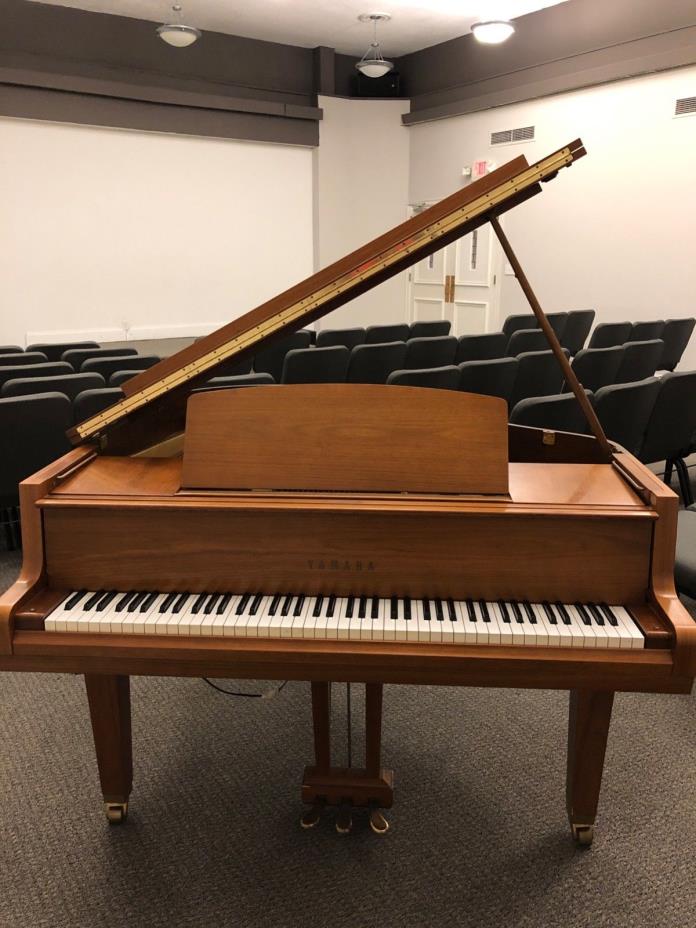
542 430 556 446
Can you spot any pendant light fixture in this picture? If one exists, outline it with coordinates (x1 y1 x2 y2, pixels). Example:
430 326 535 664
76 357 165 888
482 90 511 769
471 19 515 44
157 3 201 48
355 13 394 79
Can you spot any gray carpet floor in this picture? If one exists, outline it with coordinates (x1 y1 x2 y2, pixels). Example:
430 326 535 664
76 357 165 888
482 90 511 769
1 548 695 928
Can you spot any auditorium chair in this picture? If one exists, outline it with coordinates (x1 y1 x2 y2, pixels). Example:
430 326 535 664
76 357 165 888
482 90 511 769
614 340 663 384
409 320 451 339
455 332 507 363
637 371 696 505
386 366 460 391
281 346 350 384
1 372 105 401
509 392 592 433
0 363 72 392
566 345 624 393
315 328 366 351
506 329 549 356
63 346 137 372
587 322 632 350
26 340 99 362
109 370 145 387
364 324 410 344
0 346 24 354
675 506 696 600
73 388 124 423
0 351 48 366
508 350 568 408
347 342 407 384
458 357 518 405
591 378 661 456
502 314 536 340
403 336 457 369
659 318 695 371
200 373 275 390
545 312 569 340
627 320 665 343
253 331 312 382
82 355 160 381
560 310 595 355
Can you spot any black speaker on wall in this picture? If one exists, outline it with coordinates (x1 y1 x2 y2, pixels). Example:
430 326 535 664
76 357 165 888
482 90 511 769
353 70 401 98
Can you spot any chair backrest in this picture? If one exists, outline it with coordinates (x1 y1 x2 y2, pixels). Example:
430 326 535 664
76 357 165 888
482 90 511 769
82 355 160 379
0 345 24 354
587 322 632 350
315 328 366 350
0 362 73 392
545 312 568 339
62 346 137 371
506 329 549 356
209 356 253 377
592 377 661 456
627 320 665 343
508 350 567 408
660 318 696 371
109 370 145 387
560 309 595 355
364 324 410 344
455 332 507 363
502 314 536 339
509 392 592 433
404 335 457 369
614 339 663 384
347 341 408 384
1 372 105 401
193 373 275 393
387 365 460 391
0 394 72 504
252 331 312 381
458 357 519 404
409 320 451 339
0 351 48 366
638 371 696 464
26 340 99 362
73 388 125 424
281 346 350 384
568 345 624 393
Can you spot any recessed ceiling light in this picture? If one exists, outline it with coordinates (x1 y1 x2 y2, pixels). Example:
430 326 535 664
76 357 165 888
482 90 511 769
471 20 515 45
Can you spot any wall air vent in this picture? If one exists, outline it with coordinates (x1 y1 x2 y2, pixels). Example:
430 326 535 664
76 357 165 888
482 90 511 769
675 96 696 117
490 125 535 146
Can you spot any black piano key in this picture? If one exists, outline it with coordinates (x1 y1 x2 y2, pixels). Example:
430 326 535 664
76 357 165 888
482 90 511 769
236 593 251 615
249 593 263 616
280 595 294 617
435 599 444 622
347 596 356 619
542 601 557 625
268 594 281 617
64 590 87 610
404 598 411 621
95 591 117 612
555 602 572 626
140 591 158 613
313 596 324 618
447 599 457 622
159 592 177 613
172 592 189 614
371 596 379 619
479 601 490 623
599 602 619 627
390 597 397 621
586 603 605 626
204 593 221 615
293 595 305 617
191 592 208 615
216 593 232 615
115 591 136 613
573 602 592 626
358 596 367 619
422 598 431 621
465 599 477 623
326 595 336 618
498 600 511 623
84 590 106 612
511 601 524 623
522 601 537 624
128 591 148 613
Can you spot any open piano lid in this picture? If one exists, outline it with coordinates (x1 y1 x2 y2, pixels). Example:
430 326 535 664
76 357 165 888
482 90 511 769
68 140 589 457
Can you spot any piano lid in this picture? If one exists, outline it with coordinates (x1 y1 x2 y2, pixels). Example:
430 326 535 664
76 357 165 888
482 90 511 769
68 139 586 455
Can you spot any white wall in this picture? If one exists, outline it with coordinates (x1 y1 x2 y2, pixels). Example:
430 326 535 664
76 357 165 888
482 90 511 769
0 118 314 347
409 65 696 367
313 95 411 330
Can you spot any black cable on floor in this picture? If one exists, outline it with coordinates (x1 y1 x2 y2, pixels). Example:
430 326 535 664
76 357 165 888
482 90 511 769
202 678 288 699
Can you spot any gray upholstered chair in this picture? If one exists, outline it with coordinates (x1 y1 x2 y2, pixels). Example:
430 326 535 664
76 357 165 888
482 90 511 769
587 322 632 350
404 336 457 369
0 351 48 366
591 377 661 456
509 392 592 433
0 362 73 392
508 350 567 408
567 346 624 393
627 320 665 343
637 371 696 504
502 314 536 340
281 346 350 383
506 329 549 356
27 340 99 362
456 332 507 363
560 310 595 355
409 320 451 339
659 319 695 372
315 328 366 350
253 331 312 381
614 340 663 384
458 357 518 404
675 505 696 599
73 388 124 423
63 346 137 371
1 372 105 401
364 324 410 344
387 365 460 391
82 355 160 380
347 342 407 384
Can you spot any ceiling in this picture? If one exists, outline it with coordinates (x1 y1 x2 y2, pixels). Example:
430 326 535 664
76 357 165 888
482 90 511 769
26 0 571 56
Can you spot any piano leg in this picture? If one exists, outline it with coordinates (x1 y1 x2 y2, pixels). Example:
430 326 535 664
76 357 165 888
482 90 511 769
566 688 615 847
84 674 133 824
301 682 393 833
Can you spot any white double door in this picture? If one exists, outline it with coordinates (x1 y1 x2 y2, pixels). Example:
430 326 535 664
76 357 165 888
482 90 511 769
407 209 504 337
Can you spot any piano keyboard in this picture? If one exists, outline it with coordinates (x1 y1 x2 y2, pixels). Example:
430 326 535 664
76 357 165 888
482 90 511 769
44 591 645 649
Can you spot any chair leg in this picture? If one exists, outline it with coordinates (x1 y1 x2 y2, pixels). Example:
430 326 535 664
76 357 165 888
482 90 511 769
673 457 693 506
663 460 673 487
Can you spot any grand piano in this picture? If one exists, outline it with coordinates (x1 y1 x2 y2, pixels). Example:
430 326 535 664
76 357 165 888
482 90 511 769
1 140 694 844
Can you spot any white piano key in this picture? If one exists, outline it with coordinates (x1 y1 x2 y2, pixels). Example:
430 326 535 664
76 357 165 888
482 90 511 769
533 603 560 647
610 605 645 649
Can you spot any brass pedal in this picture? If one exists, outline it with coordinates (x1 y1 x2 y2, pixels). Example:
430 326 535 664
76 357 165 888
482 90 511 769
300 801 325 830
105 801 128 824
368 806 390 835
335 802 353 834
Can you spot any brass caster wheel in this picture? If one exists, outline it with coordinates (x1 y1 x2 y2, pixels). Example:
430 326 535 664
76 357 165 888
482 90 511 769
369 808 390 835
105 802 128 825
300 803 324 830
571 824 594 847
335 804 353 835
